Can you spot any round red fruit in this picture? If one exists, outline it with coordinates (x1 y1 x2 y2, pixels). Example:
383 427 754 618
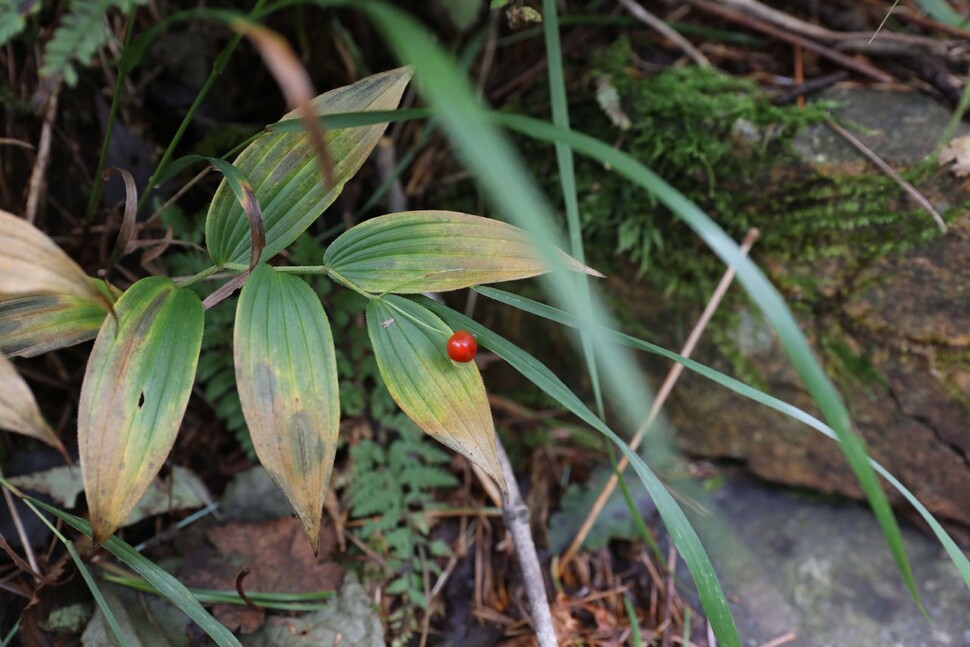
446 330 477 363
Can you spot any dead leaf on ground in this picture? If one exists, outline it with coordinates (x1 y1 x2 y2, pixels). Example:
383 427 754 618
9 465 209 526
179 517 344 634
938 135 970 176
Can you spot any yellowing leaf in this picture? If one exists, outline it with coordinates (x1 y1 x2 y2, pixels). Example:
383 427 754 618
366 295 505 492
0 209 104 301
324 210 602 294
206 67 412 266
0 353 65 453
234 264 340 553
0 292 109 357
79 277 203 544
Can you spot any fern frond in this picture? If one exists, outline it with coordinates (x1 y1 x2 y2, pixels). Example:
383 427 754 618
40 0 147 86
0 0 35 48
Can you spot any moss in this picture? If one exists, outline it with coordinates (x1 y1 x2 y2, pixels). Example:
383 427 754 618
549 39 960 386
570 39 956 304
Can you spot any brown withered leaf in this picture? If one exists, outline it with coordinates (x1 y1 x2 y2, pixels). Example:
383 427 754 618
939 135 970 177
179 517 344 634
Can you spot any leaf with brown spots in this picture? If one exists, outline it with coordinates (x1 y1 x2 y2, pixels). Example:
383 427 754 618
324 210 603 294
366 295 506 493
79 277 203 544
0 291 112 358
206 67 411 265
234 264 340 553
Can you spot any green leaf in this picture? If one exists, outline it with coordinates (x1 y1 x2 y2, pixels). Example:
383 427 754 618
0 353 65 453
23 497 241 647
0 292 109 358
234 264 340 552
365 295 504 492
324 210 600 294
413 295 735 641
206 67 411 266
78 277 203 544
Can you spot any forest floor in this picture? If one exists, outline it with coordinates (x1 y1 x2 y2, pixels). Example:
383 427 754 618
1 1 969 645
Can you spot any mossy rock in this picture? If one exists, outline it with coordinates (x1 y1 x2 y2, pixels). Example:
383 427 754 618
477 50 970 527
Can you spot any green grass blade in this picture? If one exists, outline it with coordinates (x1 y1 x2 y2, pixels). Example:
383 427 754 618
1 620 19 647
103 574 335 610
482 112 920 610
66 540 128 642
542 0 603 418
413 296 738 643
474 286 970 592
24 498 241 647
364 4 738 641
624 595 642 646
21 497 127 644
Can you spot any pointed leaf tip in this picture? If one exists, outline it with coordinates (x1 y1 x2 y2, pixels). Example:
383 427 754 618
366 295 506 493
0 353 66 454
234 264 340 550
206 67 412 266
79 277 203 543
324 210 602 294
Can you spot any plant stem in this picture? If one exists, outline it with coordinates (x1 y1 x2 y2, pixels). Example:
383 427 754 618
85 12 137 221
495 439 558 647
323 267 377 300
271 264 331 274
174 264 226 288
136 0 269 213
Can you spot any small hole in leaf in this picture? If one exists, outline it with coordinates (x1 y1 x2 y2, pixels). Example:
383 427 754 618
137 391 145 408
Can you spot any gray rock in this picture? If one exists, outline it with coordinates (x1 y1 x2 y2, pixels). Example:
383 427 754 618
702 477 970 646
220 466 293 522
793 88 970 165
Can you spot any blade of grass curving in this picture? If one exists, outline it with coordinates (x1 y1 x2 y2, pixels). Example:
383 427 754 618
1 620 17 647
135 3 269 213
103 574 335 609
269 107 430 133
20 496 242 647
624 595 642 646
20 497 127 644
913 0 967 27
414 295 737 642
362 4 738 641
481 112 919 609
325 0 913 617
542 0 604 419
474 286 970 591
85 15 135 221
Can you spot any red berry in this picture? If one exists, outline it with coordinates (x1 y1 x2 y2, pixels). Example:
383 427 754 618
446 330 477 363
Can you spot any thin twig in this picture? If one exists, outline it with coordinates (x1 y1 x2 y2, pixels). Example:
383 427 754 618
686 0 893 82
716 0 955 55
757 631 798 647
25 83 60 224
617 0 710 67
0 472 40 576
661 545 677 647
142 166 212 229
495 440 558 647
560 228 759 569
824 119 947 233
